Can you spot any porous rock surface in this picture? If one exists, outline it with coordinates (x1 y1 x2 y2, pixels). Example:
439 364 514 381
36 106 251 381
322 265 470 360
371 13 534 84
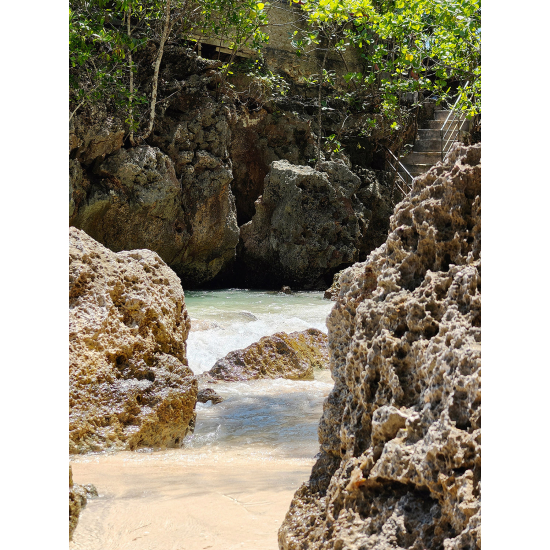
203 328 329 382
69 105 125 166
69 227 197 454
279 143 481 550
240 160 385 289
70 143 239 287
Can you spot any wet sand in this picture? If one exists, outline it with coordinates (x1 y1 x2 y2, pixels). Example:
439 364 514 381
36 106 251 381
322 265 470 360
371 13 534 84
70 449 314 550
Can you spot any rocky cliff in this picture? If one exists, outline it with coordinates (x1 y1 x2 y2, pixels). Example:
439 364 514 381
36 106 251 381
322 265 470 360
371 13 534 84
69 227 197 454
279 143 481 549
69 47 401 289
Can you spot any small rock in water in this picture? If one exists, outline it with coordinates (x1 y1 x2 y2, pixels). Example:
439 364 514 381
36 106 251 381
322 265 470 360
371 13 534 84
204 328 329 382
239 310 258 321
190 319 222 331
281 286 292 294
197 388 224 404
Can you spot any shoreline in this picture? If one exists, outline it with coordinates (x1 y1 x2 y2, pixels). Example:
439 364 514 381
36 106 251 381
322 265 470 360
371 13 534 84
70 450 315 550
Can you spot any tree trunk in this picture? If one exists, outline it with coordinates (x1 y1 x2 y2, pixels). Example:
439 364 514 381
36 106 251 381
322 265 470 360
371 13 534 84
141 0 171 141
127 6 135 146
316 37 330 168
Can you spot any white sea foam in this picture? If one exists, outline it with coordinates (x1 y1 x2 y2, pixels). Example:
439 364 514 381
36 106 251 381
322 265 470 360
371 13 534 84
185 290 334 374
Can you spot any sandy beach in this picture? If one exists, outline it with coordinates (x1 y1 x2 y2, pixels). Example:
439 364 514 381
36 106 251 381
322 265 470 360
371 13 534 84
70 449 315 550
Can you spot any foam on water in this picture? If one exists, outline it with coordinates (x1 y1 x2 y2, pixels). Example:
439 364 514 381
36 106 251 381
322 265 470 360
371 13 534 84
185 289 334 374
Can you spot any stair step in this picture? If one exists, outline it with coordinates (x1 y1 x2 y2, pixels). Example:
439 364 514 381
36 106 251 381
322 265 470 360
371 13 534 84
402 151 442 165
434 110 452 121
417 128 459 140
412 139 442 152
418 119 445 129
419 118 467 130
400 164 434 177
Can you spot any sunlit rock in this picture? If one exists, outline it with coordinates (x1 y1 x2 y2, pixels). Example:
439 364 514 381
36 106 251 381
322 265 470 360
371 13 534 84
279 143 481 550
203 328 329 382
69 227 197 454
69 465 97 540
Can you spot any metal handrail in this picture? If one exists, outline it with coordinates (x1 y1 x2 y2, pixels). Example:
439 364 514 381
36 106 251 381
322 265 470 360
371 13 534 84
385 147 414 198
440 81 469 160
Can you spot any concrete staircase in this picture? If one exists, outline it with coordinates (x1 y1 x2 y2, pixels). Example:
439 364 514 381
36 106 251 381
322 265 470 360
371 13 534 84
400 107 468 178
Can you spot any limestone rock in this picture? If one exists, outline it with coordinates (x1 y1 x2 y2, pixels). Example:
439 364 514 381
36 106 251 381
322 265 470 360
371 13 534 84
240 160 373 289
69 465 97 540
204 328 329 382
70 144 239 287
197 388 224 404
70 106 125 165
229 106 317 224
279 143 481 550
324 269 344 300
69 227 197 454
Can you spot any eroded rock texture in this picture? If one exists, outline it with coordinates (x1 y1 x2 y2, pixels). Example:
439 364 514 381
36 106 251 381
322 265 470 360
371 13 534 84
69 227 197 454
230 105 317 224
203 328 329 382
69 465 97 540
239 160 390 289
279 143 481 550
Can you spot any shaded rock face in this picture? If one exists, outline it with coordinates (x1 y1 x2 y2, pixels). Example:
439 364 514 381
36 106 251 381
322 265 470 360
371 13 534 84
239 160 390 289
279 143 481 550
69 227 197 454
203 328 329 382
69 49 398 289
229 106 317 225
70 143 239 287
324 269 344 301
70 105 125 166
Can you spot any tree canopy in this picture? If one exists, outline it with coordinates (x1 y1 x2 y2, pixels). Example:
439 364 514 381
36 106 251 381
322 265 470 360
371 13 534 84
69 0 480 139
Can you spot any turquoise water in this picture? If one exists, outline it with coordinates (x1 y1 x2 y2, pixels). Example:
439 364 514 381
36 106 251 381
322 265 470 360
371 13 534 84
182 290 335 457
185 289 334 374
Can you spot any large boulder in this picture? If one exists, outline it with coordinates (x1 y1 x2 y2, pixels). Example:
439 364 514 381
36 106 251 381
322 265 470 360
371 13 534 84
239 160 376 289
69 227 197 454
70 145 239 287
279 143 481 550
203 328 329 382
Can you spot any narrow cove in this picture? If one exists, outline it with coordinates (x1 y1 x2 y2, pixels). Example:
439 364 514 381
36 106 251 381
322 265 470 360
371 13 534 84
70 290 334 550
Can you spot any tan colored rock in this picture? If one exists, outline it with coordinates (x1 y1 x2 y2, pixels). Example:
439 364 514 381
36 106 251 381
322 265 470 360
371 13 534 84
69 227 197 454
69 465 97 540
279 143 481 550
203 328 329 382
